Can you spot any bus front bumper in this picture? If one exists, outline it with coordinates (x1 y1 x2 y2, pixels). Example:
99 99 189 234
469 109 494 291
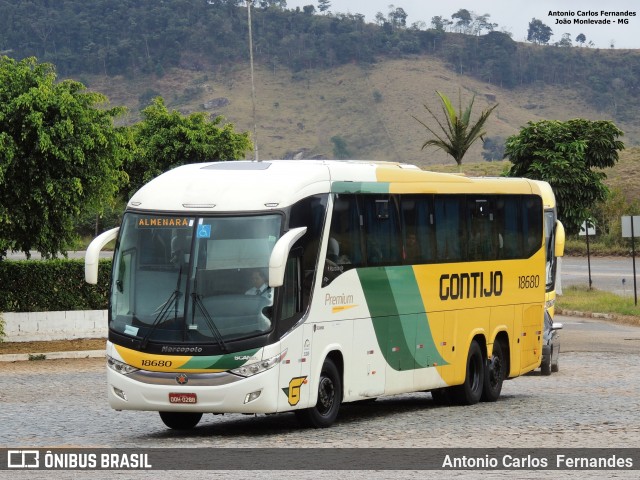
106 366 281 414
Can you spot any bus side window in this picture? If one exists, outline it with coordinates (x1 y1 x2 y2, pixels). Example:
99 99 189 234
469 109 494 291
289 194 329 300
523 196 543 257
466 197 498 261
322 194 363 286
401 196 434 264
499 196 522 259
435 196 463 262
363 196 401 265
280 253 302 321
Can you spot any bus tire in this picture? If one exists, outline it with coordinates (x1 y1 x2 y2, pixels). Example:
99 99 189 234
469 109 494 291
551 353 559 373
481 340 505 402
295 358 342 428
451 340 484 405
541 353 552 376
159 411 203 430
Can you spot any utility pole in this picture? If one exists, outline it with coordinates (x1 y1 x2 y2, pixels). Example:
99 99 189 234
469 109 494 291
247 1 259 161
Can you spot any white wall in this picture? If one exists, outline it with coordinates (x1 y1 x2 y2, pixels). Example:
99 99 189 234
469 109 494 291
2 310 107 342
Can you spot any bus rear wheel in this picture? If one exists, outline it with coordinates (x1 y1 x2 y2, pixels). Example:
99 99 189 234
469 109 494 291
481 340 505 402
451 340 484 405
159 411 203 430
295 358 342 428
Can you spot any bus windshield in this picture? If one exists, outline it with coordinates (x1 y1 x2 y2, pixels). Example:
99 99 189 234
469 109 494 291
110 213 282 347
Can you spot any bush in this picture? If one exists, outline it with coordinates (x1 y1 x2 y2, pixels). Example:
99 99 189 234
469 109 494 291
564 237 631 256
0 312 5 342
0 259 111 312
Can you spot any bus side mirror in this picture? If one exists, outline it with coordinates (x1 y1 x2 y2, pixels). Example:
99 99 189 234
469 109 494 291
85 227 119 284
554 220 565 257
268 227 307 287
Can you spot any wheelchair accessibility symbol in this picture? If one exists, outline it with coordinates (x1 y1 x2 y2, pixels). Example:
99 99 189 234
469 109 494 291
197 224 211 238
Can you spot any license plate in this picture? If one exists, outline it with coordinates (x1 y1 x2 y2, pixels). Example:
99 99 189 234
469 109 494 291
169 392 197 404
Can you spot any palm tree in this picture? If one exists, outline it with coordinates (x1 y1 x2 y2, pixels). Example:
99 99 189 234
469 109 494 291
414 90 498 171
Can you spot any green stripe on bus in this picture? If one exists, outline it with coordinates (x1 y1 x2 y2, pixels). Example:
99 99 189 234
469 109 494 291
357 266 447 371
180 348 261 370
331 181 390 194
386 267 447 368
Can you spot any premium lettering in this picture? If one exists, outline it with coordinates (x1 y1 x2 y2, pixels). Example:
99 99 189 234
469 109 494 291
325 293 354 306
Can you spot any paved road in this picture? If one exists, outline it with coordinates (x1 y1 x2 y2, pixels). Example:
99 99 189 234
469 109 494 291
1 315 639 479
559 256 640 297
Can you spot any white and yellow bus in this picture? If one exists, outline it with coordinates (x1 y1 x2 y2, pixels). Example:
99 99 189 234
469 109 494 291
86 160 558 430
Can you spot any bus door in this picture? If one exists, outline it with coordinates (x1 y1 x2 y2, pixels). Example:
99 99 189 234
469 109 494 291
519 304 544 373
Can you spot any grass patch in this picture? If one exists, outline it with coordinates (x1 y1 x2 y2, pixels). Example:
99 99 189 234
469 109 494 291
28 353 47 361
557 285 640 325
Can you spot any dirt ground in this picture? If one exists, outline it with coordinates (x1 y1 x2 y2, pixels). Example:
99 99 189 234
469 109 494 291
0 338 106 355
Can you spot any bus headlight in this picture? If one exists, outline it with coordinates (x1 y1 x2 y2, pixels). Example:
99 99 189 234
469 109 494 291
230 350 287 378
107 355 139 375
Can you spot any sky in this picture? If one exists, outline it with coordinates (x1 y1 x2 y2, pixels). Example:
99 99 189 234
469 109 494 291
284 0 639 49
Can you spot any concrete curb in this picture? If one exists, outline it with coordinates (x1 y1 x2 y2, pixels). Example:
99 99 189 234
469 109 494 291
556 308 614 320
0 350 105 363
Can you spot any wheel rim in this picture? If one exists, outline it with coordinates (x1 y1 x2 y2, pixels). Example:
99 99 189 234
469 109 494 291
317 376 335 416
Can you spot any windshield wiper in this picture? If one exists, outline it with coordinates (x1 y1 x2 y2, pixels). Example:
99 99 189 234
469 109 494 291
190 272 228 353
140 265 183 349
191 294 228 353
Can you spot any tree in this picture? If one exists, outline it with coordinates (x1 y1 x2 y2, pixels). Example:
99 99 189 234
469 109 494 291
556 33 572 47
576 33 586 46
430 16 450 32
413 90 498 171
124 97 252 197
527 18 553 45
451 9 472 34
473 13 497 35
0 56 127 259
388 6 408 30
505 119 624 235
317 0 331 13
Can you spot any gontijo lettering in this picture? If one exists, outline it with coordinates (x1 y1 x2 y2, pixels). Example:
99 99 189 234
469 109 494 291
439 271 503 300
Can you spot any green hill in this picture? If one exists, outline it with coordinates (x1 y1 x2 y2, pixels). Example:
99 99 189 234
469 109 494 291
2 0 638 197
86 55 640 170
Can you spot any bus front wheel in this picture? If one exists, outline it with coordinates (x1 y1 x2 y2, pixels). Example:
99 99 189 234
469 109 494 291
451 340 484 405
295 358 342 428
159 411 203 430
